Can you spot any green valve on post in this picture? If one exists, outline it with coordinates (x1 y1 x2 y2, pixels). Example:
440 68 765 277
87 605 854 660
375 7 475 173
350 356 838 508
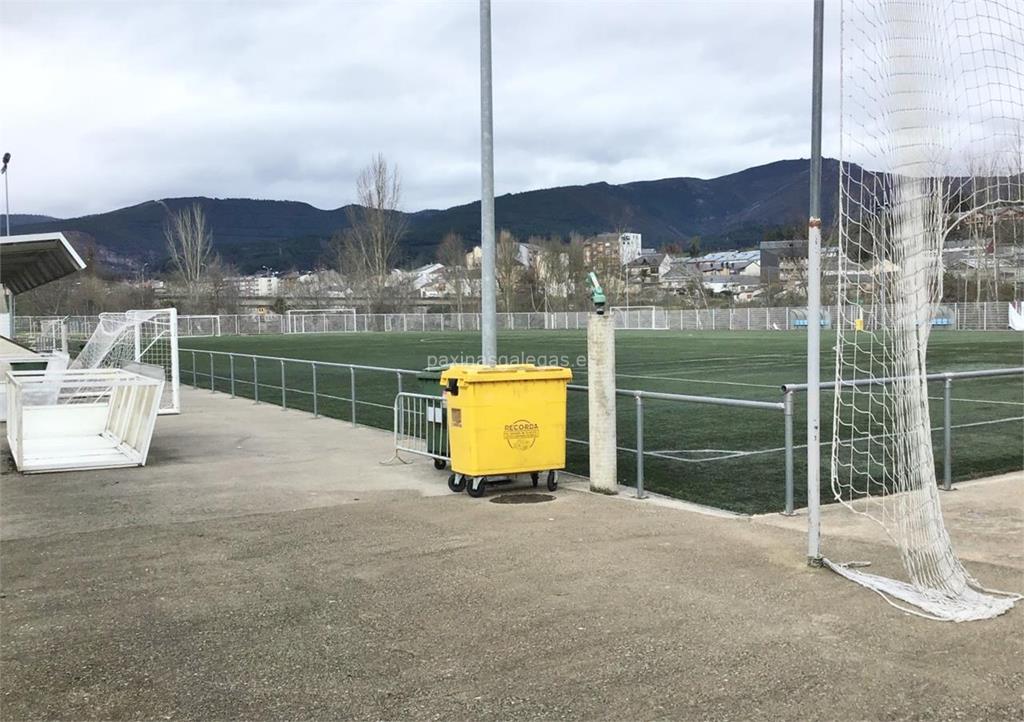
586 272 607 315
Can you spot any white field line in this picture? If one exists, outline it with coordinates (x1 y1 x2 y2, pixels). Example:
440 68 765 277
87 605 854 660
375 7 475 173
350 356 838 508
647 415 1024 463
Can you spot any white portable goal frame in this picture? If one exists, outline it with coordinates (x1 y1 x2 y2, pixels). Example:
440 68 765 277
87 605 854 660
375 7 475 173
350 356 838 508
71 308 180 415
179 314 222 338
286 308 357 334
609 306 668 330
5 367 164 473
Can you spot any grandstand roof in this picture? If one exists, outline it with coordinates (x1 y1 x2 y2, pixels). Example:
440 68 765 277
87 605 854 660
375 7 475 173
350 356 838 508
0 232 86 294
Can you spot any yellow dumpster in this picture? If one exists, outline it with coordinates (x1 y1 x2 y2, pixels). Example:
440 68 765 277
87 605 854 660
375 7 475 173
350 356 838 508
440 364 573 497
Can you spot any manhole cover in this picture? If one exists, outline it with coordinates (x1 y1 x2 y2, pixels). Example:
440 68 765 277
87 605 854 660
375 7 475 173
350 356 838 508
490 493 555 505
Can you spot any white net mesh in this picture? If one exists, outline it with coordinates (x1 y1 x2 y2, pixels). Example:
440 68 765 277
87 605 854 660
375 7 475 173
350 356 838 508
70 309 180 414
832 0 1022 620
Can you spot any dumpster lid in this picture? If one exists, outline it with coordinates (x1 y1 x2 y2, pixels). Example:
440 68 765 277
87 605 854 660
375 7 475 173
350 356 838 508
440 364 572 384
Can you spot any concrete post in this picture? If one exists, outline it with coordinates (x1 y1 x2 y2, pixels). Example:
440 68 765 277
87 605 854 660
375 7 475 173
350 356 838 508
588 313 618 494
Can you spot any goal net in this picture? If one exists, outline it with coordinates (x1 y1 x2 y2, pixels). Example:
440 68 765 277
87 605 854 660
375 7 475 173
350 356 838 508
832 0 1022 620
179 315 222 337
609 306 668 330
70 308 180 415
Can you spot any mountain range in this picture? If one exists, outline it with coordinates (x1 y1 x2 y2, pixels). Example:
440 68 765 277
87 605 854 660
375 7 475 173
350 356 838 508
8 158 839 274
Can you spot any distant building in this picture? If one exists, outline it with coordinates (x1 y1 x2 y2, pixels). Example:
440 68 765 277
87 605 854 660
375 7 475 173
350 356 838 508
466 242 536 270
230 275 280 297
618 233 642 264
702 275 762 300
660 260 703 291
583 232 644 267
759 240 808 287
625 251 665 284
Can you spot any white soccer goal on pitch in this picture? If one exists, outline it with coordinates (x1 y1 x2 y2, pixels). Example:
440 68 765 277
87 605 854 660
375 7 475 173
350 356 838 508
70 308 180 415
286 307 356 334
179 314 222 338
609 306 668 330
828 0 1022 621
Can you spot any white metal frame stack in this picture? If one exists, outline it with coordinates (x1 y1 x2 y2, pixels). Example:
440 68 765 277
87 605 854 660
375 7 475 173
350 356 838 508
5 368 164 473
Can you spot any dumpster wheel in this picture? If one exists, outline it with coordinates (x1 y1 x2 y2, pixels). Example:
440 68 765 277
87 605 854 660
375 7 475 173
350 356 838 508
530 472 539 488
467 477 486 498
546 470 558 492
448 473 467 493
434 458 447 470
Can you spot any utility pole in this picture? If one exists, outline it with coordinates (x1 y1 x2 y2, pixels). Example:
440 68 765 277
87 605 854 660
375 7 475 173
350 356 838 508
479 0 497 364
2 153 10 236
806 0 824 566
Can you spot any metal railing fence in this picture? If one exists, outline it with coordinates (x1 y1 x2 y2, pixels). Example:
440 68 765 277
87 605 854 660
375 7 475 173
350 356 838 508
179 348 1022 514
15 301 1017 343
393 392 449 463
180 348 792 507
781 366 1024 496
564 383 785 500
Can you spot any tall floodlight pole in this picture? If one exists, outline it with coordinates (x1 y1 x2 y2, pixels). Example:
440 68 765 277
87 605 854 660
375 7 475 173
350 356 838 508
2 153 10 236
806 0 824 565
479 0 497 364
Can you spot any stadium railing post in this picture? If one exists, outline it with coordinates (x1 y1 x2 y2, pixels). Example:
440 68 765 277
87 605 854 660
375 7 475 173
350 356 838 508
783 390 795 515
191 351 197 388
635 392 645 499
209 353 215 392
396 371 403 397
253 357 259 404
280 360 287 411
350 366 357 427
312 362 319 418
229 354 235 398
943 376 953 491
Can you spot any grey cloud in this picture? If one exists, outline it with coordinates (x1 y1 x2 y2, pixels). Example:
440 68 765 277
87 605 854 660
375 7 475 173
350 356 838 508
2 0 840 219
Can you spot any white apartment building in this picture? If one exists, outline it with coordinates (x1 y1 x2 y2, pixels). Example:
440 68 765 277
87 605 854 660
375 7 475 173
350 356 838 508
230 275 280 297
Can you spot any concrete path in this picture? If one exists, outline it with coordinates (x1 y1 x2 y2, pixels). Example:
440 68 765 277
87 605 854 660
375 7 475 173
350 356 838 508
2 389 1021 720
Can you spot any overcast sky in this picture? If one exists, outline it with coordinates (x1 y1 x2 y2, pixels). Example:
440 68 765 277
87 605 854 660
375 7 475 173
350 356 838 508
2 0 840 219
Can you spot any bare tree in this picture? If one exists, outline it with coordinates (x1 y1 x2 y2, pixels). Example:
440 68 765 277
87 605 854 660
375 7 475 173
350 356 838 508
204 257 242 314
535 236 570 312
165 203 213 310
342 154 407 312
564 232 588 310
496 229 522 312
436 232 467 313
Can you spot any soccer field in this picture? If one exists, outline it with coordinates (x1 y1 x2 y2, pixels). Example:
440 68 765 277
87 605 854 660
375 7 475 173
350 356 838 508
179 330 1023 513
